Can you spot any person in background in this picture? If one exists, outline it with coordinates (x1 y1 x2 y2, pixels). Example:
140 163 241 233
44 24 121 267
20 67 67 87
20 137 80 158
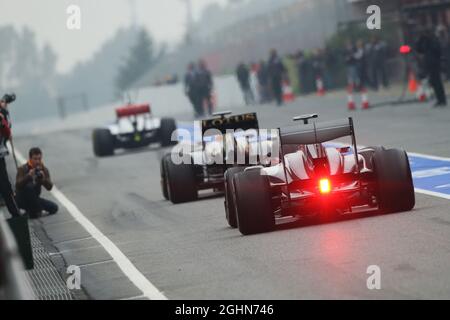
371 36 389 90
364 39 376 89
436 25 450 81
323 47 337 90
0 94 20 218
345 41 360 90
257 60 271 103
184 63 203 118
197 59 214 115
267 49 286 106
416 27 447 107
354 40 368 90
311 49 325 92
236 62 255 106
295 50 306 94
15 147 58 219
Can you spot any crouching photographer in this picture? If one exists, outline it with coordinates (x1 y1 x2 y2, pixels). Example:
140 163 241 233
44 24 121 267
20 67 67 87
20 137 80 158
15 147 58 219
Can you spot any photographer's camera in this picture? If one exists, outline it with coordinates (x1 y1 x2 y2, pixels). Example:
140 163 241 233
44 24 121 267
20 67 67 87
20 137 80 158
2 93 16 104
35 168 44 180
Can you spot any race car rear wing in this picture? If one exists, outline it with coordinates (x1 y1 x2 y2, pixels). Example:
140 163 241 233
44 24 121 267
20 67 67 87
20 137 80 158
278 118 354 145
278 117 361 199
201 112 259 137
116 104 151 118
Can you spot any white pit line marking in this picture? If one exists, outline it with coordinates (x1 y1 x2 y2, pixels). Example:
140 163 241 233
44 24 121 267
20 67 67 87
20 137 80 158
413 188 450 200
13 149 167 300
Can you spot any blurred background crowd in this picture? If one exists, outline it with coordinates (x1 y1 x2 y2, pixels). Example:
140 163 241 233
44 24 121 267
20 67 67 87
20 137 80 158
2 0 450 121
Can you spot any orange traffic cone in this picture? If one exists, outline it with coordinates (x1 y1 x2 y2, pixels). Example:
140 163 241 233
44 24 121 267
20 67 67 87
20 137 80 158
347 85 356 111
316 77 326 96
408 72 418 93
283 81 295 103
361 88 370 110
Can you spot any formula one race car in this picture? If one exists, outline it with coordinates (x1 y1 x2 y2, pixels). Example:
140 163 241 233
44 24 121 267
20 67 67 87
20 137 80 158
92 103 177 157
161 111 270 204
225 114 415 235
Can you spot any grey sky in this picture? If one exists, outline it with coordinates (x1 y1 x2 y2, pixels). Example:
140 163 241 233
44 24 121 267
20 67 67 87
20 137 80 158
0 0 227 74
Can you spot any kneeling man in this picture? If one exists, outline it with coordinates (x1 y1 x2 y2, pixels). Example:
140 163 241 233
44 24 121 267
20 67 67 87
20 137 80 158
16 147 58 219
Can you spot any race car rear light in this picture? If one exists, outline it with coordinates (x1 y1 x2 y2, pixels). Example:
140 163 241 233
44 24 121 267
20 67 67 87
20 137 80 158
116 104 151 118
319 178 331 194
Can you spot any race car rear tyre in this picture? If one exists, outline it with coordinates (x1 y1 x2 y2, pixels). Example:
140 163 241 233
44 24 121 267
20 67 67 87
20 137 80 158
93 129 115 157
234 169 275 235
160 118 177 147
224 167 245 228
160 154 171 200
165 157 197 204
373 147 415 213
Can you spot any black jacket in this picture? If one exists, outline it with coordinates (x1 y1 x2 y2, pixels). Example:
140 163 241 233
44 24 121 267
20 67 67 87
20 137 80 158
267 56 286 82
416 34 442 71
184 70 198 96
236 64 250 89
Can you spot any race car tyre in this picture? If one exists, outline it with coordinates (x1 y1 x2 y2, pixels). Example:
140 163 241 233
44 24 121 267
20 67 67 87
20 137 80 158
373 147 415 213
234 169 275 235
224 167 245 228
160 154 171 200
159 118 177 147
93 128 115 157
165 157 197 204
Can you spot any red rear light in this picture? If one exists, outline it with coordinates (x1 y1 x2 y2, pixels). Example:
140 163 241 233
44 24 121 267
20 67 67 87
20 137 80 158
319 178 331 194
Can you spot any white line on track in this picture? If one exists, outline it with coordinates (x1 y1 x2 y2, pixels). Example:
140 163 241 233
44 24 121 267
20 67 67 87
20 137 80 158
414 188 450 200
12 148 168 300
408 152 450 162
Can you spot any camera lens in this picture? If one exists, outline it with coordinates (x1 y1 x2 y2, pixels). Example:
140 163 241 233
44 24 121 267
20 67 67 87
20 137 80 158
2 93 16 104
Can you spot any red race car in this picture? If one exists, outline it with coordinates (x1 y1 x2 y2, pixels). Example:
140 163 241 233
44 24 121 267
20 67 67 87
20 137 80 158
92 103 177 157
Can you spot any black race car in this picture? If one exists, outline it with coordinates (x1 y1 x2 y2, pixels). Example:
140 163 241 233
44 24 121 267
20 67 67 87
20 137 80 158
161 111 272 204
225 114 415 235
92 103 177 157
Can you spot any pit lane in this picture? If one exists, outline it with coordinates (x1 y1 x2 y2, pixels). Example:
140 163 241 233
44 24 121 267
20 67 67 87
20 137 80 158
11 92 450 299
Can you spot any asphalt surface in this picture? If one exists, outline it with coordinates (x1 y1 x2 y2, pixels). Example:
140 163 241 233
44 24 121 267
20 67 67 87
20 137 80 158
12 91 450 299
